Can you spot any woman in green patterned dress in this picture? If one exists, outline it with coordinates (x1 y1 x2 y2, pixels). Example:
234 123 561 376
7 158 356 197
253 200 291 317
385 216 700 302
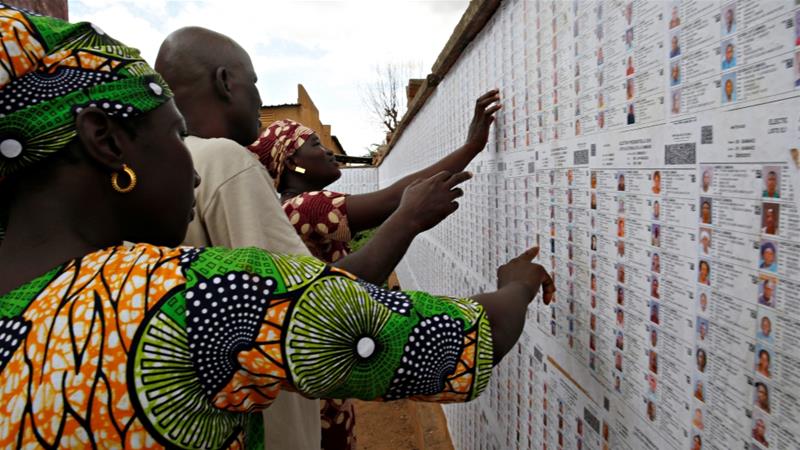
0 5 553 449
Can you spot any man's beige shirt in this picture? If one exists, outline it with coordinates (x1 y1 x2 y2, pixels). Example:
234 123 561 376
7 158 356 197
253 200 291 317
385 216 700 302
183 136 320 450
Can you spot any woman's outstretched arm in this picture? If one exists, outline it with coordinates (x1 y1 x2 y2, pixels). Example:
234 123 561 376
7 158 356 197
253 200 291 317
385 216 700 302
179 245 553 407
344 90 501 232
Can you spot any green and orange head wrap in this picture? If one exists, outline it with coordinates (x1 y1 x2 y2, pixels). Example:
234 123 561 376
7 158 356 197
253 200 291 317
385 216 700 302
248 119 315 187
0 3 173 178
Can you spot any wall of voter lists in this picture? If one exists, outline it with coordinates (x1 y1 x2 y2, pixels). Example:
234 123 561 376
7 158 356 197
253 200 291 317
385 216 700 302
329 0 800 448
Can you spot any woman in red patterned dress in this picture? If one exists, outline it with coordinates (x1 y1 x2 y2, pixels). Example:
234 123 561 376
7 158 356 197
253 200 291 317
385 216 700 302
248 90 501 449
250 90 500 263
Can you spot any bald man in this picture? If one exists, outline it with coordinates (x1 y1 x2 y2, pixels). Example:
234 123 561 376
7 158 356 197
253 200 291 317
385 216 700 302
156 27 473 450
156 28 262 149
157 27 320 450
157 27 442 282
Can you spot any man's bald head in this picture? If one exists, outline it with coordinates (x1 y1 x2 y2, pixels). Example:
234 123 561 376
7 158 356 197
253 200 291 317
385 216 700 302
155 27 262 145
156 27 247 91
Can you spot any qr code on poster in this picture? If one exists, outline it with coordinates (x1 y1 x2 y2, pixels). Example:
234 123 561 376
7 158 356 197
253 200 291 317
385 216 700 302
701 125 713 144
574 149 589 165
665 143 697 165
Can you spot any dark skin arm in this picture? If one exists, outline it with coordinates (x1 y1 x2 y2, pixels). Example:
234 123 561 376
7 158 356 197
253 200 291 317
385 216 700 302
345 90 501 232
333 171 470 284
472 247 555 365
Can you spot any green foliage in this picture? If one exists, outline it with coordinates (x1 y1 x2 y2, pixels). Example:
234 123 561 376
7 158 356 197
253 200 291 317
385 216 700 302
349 227 377 252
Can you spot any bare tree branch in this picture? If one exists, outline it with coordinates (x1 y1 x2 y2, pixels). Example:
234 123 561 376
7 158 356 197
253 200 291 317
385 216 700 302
360 62 423 148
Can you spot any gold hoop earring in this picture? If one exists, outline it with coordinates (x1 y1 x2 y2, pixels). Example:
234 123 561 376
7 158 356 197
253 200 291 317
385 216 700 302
111 164 137 193
292 166 306 174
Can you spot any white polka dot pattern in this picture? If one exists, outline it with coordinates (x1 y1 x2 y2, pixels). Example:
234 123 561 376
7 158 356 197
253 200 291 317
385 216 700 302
384 314 463 400
0 139 22 158
73 100 139 119
358 281 412 315
185 272 276 396
356 337 376 358
179 248 202 268
0 318 29 373
0 68 118 116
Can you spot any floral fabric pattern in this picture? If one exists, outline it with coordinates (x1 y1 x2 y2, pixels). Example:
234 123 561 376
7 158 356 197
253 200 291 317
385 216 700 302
0 3 172 178
283 190 351 263
0 243 493 449
247 119 314 186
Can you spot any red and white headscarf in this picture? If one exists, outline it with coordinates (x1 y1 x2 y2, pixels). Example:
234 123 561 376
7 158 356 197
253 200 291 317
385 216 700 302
248 119 315 187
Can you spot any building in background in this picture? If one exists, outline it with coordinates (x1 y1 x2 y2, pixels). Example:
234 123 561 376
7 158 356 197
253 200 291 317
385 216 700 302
260 84 346 156
7 0 68 18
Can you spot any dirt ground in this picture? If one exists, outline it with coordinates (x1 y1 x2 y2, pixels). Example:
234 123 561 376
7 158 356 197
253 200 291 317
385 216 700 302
353 400 455 450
